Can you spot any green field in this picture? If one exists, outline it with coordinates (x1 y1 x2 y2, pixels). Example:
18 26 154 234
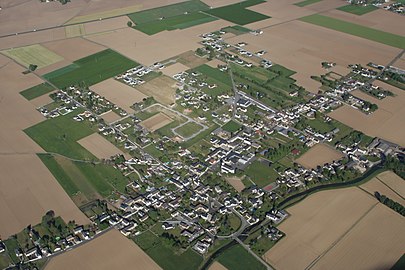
175 122 203 138
134 231 203 270
44 49 138 88
337 4 378 15
144 143 165 158
245 160 277 187
181 124 218 148
221 25 251 35
217 244 266 270
133 12 217 35
205 0 270 25
194 64 232 86
222 120 242 133
128 0 209 24
300 14 405 49
24 110 94 160
20 82 55 100
294 0 322 7
2 44 63 69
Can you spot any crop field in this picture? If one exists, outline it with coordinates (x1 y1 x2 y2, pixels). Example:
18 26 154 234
300 14 405 49
162 62 190 77
217 244 266 270
205 0 270 25
65 24 86 38
294 0 322 7
140 112 173 132
221 25 251 35
134 230 202 270
360 174 404 204
46 229 161 270
19 82 55 100
337 4 378 15
296 143 344 169
2 44 64 69
134 12 217 35
175 122 204 138
136 75 177 105
194 64 232 86
245 160 277 187
376 171 405 198
78 133 125 160
43 49 139 88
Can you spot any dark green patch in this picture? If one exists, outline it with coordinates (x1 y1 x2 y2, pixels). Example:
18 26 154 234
20 82 55 100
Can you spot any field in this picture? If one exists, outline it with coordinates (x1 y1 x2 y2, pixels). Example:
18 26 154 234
209 261 228 270
101 111 121 123
45 229 161 270
337 4 378 15
205 0 270 25
294 0 322 7
78 133 125 160
244 160 276 187
216 244 266 270
225 176 246 192
19 82 55 100
329 81 405 147
90 78 148 113
264 186 405 270
43 49 139 88
140 112 174 132
222 120 242 133
300 14 405 49
175 122 204 138
65 24 86 38
162 62 190 77
296 143 344 169
360 173 404 204
2 44 63 69
136 76 177 105
376 171 405 198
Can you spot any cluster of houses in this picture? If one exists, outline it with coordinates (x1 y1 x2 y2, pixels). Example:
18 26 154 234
384 1 404 14
115 65 154 87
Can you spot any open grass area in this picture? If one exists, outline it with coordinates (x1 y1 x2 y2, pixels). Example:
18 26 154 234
294 0 322 7
217 244 266 270
133 12 217 35
222 120 242 133
128 0 209 24
144 143 165 159
2 44 63 69
24 110 94 160
221 25 251 35
20 82 55 100
300 14 405 49
133 231 203 270
245 160 277 187
205 0 270 25
182 124 218 148
44 49 138 88
194 64 232 86
175 122 203 138
337 4 378 15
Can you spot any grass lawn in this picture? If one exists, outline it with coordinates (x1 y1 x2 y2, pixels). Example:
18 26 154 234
3 238 20 263
144 143 165 158
182 124 218 148
294 0 322 7
134 12 217 35
205 0 270 25
133 231 202 270
24 110 95 160
245 160 276 187
20 82 55 100
0 253 12 269
300 14 405 49
175 122 203 138
337 4 378 15
222 120 242 133
221 25 251 35
44 49 138 88
128 0 209 24
217 244 266 270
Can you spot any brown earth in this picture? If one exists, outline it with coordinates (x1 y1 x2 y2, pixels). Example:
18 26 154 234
90 78 147 113
45 229 162 270
225 176 246 193
177 50 209 69
375 171 405 199
29 91 56 108
136 76 177 105
360 175 404 205
208 261 228 270
140 112 173 132
77 133 124 160
296 143 344 169
100 110 122 124
161 62 190 77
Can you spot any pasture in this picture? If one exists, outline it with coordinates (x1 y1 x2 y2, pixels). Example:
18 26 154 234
217 244 266 270
20 82 55 100
44 49 138 88
2 44 63 69
337 4 378 15
300 14 405 49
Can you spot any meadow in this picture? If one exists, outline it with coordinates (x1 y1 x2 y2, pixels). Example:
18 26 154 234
217 244 266 270
337 4 378 15
20 82 55 100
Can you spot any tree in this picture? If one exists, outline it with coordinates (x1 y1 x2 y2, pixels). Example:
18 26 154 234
127 21 133 27
28 64 38 72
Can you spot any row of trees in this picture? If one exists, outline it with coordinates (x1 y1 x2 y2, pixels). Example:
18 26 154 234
374 192 405 216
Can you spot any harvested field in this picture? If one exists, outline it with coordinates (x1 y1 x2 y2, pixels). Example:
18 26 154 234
84 16 129 36
311 203 405 270
329 81 405 147
296 143 344 169
78 133 124 160
226 20 401 93
209 261 228 270
65 24 86 38
2 44 64 69
225 176 246 192
360 175 404 204
177 50 209 68
202 0 243 8
29 92 55 108
207 58 226 68
376 171 405 199
136 76 177 105
162 62 190 77
100 111 122 124
45 229 161 270
42 37 105 62
90 78 147 113
264 188 377 270
140 112 173 132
